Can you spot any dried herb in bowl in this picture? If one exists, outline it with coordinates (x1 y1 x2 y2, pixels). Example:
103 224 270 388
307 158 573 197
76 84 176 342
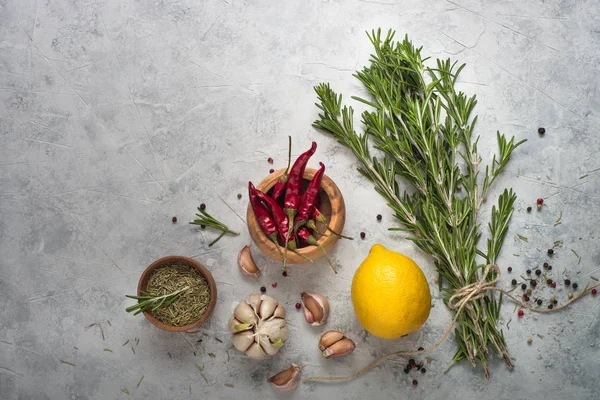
126 263 210 326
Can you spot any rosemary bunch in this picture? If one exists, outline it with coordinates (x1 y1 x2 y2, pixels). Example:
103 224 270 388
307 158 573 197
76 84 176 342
125 287 189 315
313 29 525 378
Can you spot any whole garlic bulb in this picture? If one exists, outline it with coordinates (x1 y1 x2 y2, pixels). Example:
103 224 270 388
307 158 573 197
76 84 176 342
229 294 288 359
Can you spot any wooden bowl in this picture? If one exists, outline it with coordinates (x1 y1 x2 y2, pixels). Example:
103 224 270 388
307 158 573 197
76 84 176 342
137 256 217 332
247 167 346 264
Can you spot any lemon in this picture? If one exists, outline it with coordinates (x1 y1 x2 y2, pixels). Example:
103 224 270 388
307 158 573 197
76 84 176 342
351 244 431 339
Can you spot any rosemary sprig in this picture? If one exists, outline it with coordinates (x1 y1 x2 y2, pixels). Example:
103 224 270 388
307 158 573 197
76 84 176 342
190 208 239 246
125 286 190 315
313 29 525 378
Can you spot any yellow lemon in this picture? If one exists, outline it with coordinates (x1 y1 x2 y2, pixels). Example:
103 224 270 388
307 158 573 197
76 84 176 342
351 244 431 339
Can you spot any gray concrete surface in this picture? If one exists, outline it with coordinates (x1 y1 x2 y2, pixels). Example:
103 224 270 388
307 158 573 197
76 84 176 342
1 0 599 399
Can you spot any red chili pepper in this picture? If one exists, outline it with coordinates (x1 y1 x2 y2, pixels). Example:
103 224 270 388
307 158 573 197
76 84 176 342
271 136 292 201
297 227 336 273
296 162 325 227
250 182 293 243
282 141 317 270
248 182 285 261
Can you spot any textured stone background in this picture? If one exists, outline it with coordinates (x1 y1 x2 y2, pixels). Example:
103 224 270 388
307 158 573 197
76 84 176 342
1 0 599 399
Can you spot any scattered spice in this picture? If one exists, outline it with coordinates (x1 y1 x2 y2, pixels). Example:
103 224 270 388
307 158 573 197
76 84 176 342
107 320 112 326
538 127 545 135
215 337 223 343
360 232 366 239
103 348 113 353
295 303 301 310
282 271 288 277
208 353 216 358
548 265 552 270
73 346 78 350
591 276 599 282
172 216 177 223
554 211 562 226
272 282 278 288
537 203 543 211
537 198 544 205
535 270 542 276
537 334 544 339
537 299 542 306
547 248 554 255
517 234 528 242
412 379 418 386
527 338 532 344
376 214 382 221
546 279 553 285
60 360 76 367
418 347 424 351
592 289 597 295
121 388 130 395
168 352 172 358
521 284 527 290
421 368 426 373
543 262 549 269
225 383 234 388
200 203 206 210
572 283 579 290
131 347 135 355
548 304 553 310
564 279 571 286
527 288 533 295
568 292 573 299
530 280 537 287
511 279 517 285
518 310 524 317
237 193 242 199
268 157 274 164
579 174 588 180
140 263 210 326
526 269 531 275
137 376 144 388
508 267 512 272
260 286 267 293
551 282 556 288
269 168 275 173
526 206 532 212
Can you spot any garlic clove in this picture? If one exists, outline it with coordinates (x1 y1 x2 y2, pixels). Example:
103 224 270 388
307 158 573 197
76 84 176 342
228 317 253 333
268 364 301 392
322 338 356 358
248 293 263 314
300 291 330 326
278 325 289 342
259 296 278 319
259 335 283 356
232 330 255 353
318 330 345 351
228 317 242 333
234 301 258 325
238 245 261 278
272 304 286 319
260 318 287 340
245 342 268 359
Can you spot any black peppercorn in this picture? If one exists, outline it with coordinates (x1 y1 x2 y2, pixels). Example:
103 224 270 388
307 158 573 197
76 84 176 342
548 265 552 270
526 269 531 275
537 299 542 306
508 267 512 272
360 232 366 239
200 203 206 210
412 380 418 386
531 280 537 287
564 279 571 286
237 193 242 199
200 224 206 229
535 269 542 276
376 214 382 221
418 347 424 351
408 358 415 365
538 127 546 135
282 271 288 277
572 283 578 290
404 368 410 374
548 248 554 255
543 262 549 269
547 279 553 285
527 206 532 212
511 279 517 285
521 283 527 290
553 298 558 304
260 286 266 293
548 304 553 310
421 368 426 374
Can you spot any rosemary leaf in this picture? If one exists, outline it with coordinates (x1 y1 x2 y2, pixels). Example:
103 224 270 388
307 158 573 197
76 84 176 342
60 360 76 367
137 375 144 388
189 209 239 246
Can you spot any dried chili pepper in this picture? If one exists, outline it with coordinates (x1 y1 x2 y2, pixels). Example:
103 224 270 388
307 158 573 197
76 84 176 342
297 227 337 274
296 162 325 230
248 182 285 261
282 141 317 270
271 136 292 201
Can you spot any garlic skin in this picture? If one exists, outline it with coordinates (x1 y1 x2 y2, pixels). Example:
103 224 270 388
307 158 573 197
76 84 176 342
229 294 288 359
268 363 301 392
238 245 261 278
318 330 356 358
300 291 330 326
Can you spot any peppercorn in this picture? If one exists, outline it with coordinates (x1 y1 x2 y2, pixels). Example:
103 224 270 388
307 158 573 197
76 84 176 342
518 309 524 317
521 283 527 290
565 279 571 286
548 265 552 270
535 269 542 276
172 216 177 223
376 214 382 221
421 368 426 374
282 271 288 277
508 267 512 272
538 127 546 135
527 288 533 295
527 206 532 212
408 359 415 365
260 286 266 293
404 368 410 374
551 282 556 288
272 282 278 288
553 298 558 305
360 232 366 239
547 279 553 285
527 337 533 344
267 157 273 164
537 203 543 210
412 380 418 386
200 203 206 210
200 224 206 229
526 269 531 275
572 283 578 290
418 347 424 351
547 248 554 255
568 292 573 299
543 262 549 269
512 279 517 285
537 198 544 205
531 280 537 287
456 185 462 192
269 168 275 174
237 193 242 199
549 296 556 303
592 289 597 295
537 299 542 306
522 295 528 302
295 303 301 310
548 304 553 310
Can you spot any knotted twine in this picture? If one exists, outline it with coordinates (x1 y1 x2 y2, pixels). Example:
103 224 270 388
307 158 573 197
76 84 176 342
304 264 600 382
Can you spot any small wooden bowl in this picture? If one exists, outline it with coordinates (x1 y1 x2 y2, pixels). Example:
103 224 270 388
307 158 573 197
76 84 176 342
247 167 346 264
137 256 217 332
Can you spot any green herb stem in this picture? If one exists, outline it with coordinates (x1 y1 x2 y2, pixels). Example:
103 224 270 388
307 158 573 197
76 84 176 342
190 209 239 246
